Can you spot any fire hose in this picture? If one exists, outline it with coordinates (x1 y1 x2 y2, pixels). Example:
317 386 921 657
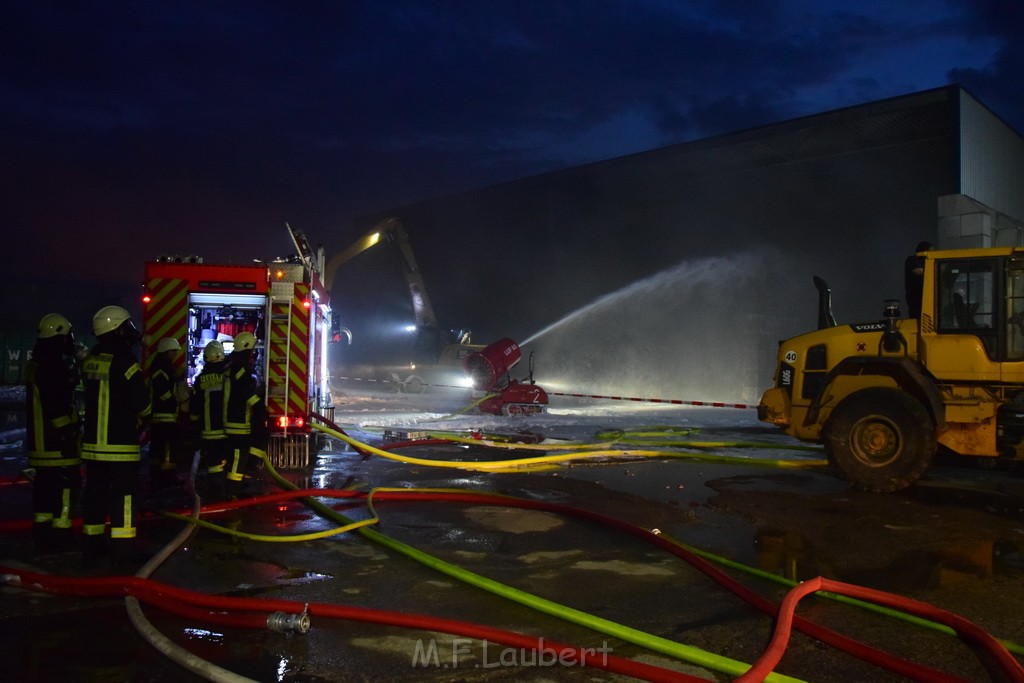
5 476 1021 681
127 452 257 683
318 425 827 473
1 468 703 681
735 575 1024 683
157 423 1015 679
157 482 1024 661
244 465 807 682
251 444 1017 681
0 565 702 683
323 421 1024 679
3 429 1020 680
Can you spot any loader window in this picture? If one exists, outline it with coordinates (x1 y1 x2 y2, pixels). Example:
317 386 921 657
800 344 828 400
1007 267 1024 361
937 259 996 355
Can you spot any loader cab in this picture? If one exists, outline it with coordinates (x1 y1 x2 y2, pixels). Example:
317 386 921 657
925 250 1024 367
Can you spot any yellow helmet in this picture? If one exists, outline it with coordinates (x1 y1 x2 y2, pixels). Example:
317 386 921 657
38 313 72 339
203 340 225 362
93 305 132 336
233 331 257 352
156 337 181 353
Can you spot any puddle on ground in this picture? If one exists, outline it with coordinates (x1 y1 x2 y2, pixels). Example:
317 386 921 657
904 472 1024 521
462 506 565 533
569 559 677 576
518 549 586 564
753 526 1024 586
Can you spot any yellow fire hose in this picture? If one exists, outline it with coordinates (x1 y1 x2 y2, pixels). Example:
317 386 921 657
244 449 803 682
324 424 827 473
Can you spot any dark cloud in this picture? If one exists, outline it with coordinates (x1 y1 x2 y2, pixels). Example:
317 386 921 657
947 0 1024 130
1 0 1020 333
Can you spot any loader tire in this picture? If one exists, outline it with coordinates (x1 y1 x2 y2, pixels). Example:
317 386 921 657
823 388 935 493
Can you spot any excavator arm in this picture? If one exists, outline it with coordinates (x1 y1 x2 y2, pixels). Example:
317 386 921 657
388 222 438 330
324 216 439 331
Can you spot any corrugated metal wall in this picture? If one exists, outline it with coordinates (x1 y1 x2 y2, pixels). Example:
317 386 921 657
959 90 1024 232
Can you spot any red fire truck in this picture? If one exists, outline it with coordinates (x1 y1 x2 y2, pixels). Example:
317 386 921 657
140 225 332 468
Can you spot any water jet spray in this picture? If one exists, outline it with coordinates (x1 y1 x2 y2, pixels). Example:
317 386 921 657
521 249 807 404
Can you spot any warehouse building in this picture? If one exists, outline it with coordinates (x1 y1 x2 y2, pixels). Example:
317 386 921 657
347 85 1024 403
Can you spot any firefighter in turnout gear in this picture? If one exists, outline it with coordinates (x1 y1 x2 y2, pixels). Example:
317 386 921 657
25 313 81 553
223 331 268 498
80 305 152 566
146 337 188 486
190 340 229 499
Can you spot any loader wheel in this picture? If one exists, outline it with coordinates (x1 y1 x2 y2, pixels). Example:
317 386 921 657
823 388 935 493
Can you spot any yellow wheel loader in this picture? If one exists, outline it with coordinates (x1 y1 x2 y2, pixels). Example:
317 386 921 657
759 247 1024 491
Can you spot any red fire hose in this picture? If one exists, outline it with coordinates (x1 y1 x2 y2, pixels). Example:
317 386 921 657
737 575 1024 683
3 472 1020 680
319 488 982 683
173 487 1008 682
0 566 702 683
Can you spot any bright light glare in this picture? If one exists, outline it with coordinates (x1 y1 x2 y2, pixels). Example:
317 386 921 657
404 324 417 332
455 375 474 388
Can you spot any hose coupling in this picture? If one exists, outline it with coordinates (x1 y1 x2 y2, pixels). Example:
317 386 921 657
267 604 311 634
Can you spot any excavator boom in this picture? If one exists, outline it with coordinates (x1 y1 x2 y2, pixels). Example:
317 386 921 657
324 217 438 329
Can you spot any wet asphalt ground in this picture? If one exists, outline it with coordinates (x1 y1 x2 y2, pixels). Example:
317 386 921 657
1 389 1024 682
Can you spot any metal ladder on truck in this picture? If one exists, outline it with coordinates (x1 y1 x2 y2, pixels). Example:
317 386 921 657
265 279 313 469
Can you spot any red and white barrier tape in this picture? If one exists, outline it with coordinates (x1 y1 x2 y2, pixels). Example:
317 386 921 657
546 391 754 409
335 376 755 409
335 376 469 390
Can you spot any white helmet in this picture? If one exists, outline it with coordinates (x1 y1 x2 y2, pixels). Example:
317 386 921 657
233 331 257 352
203 340 225 362
38 313 72 339
157 337 181 353
93 305 132 336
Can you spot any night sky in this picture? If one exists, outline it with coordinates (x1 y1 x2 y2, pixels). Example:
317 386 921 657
4 1 1023 346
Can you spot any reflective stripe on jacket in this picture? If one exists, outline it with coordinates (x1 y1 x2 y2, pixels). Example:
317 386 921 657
148 354 183 423
81 342 151 462
25 353 80 467
190 361 227 440
223 363 266 436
